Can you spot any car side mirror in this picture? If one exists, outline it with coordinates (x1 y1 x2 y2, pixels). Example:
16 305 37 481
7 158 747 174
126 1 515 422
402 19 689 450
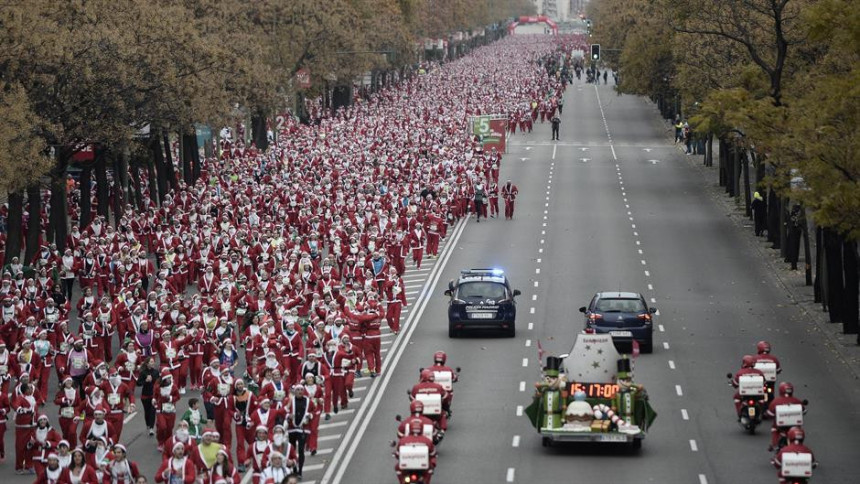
395 414 402 422
802 399 809 406
456 367 461 373
419 367 424 373
448 280 454 291
558 353 569 359
649 307 657 314
513 289 521 297
444 289 452 296
578 306 587 313
726 373 733 379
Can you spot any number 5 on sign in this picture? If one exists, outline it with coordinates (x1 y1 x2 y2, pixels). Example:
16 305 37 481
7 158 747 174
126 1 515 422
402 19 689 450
473 116 490 135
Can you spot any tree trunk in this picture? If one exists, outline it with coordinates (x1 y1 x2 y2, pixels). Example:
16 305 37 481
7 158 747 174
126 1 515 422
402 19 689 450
146 158 159 206
824 228 844 323
718 138 727 187
251 109 268 152
779 197 789 259
767 189 780 248
814 226 824 304
113 148 127 224
50 158 70 253
151 133 168 202
130 158 143 210
190 131 201 183
742 150 751 217
162 130 177 192
843 238 859 335
95 150 110 221
79 165 92 229
705 133 713 167
24 184 41 264
4 191 23 266
181 131 195 185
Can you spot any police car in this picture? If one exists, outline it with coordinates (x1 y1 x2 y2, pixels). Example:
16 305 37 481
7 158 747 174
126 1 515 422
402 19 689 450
444 269 521 337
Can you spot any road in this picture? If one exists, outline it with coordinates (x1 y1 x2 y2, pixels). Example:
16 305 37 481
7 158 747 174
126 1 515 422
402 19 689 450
325 79 860 484
7 74 860 484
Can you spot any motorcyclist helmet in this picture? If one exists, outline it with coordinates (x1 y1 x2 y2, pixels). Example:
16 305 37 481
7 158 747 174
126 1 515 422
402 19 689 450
756 341 772 355
778 382 794 397
433 351 447 365
409 400 425 415
741 355 756 368
787 426 805 444
408 421 423 436
420 369 435 383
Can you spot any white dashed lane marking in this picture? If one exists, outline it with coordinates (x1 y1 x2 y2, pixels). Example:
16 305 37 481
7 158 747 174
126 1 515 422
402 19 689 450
528 322 534 330
681 409 689 420
676 385 684 396
525 339 532 347
516 405 523 417
519 381 526 392
522 358 528 367
663 342 670 350
689 440 698 452
668 360 676 370
507 468 516 482
699 474 708 484
658 324 665 332
512 435 521 448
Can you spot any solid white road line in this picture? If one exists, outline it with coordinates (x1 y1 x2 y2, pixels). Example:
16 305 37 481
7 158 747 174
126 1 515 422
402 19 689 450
324 217 469 484
123 412 137 424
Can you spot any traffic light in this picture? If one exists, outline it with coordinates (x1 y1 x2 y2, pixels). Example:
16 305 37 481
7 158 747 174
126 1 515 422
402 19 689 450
591 44 600 61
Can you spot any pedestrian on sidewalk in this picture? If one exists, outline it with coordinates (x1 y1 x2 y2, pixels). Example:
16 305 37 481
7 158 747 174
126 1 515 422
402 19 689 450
751 192 767 236
551 114 561 141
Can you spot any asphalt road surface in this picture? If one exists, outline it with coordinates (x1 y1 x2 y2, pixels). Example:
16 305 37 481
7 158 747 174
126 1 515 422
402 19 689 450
324 80 860 484
9 81 860 484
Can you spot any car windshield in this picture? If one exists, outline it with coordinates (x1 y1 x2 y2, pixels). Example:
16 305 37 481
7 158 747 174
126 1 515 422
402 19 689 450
595 298 645 313
458 281 507 300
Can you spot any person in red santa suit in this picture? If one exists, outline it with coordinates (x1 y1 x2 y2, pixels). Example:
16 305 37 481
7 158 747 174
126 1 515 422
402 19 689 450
0 338 13 394
32 330 54 398
161 420 198 463
206 449 240 484
408 224 426 270
27 414 61 476
286 384 313 478
14 338 43 389
279 320 303 387
32 452 63 484
79 408 116 462
102 443 140 484
100 368 136 441
488 182 500 218
501 180 519 220
336 336 361 408
301 373 324 456
0 385 9 462
410 370 449 433
12 382 38 473
53 376 81 447
160 329 189 395
154 369 180 450
185 324 206 391
258 368 290 413
383 267 407 334
231 378 256 472
203 368 237 456
424 211 443 258
248 425 273 484
155 442 197 484
114 340 140 387
247 397 284 437
78 312 105 361
362 309 383 377
393 420 437 484
63 448 99 484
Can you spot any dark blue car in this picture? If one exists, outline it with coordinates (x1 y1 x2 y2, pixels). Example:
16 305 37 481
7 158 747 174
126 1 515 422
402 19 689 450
579 292 656 353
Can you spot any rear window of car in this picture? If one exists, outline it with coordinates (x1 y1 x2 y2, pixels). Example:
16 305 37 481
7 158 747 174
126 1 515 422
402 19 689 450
457 281 507 300
595 298 645 312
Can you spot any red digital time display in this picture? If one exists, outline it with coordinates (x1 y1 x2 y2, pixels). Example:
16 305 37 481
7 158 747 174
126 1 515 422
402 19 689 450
569 382 619 399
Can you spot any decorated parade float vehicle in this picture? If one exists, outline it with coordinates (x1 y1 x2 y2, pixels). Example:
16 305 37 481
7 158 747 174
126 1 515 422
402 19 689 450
525 333 657 449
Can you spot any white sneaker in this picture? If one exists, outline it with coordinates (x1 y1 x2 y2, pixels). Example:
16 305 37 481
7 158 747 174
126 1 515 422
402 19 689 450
179 387 186 395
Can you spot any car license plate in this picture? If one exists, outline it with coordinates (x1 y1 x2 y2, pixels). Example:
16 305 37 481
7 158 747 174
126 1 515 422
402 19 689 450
470 312 495 319
609 331 633 338
600 434 628 442
748 407 756 417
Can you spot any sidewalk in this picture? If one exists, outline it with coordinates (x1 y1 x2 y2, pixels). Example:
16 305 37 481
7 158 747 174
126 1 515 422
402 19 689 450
648 103 860 381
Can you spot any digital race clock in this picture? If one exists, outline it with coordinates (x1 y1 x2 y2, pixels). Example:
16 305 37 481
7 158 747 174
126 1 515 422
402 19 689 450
568 382 620 399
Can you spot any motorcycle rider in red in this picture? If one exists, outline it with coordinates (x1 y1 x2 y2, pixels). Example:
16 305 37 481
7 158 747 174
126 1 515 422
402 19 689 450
753 341 782 373
766 382 807 451
425 351 457 414
393 421 437 484
410 370 449 432
397 401 436 440
771 427 817 484
731 355 765 415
